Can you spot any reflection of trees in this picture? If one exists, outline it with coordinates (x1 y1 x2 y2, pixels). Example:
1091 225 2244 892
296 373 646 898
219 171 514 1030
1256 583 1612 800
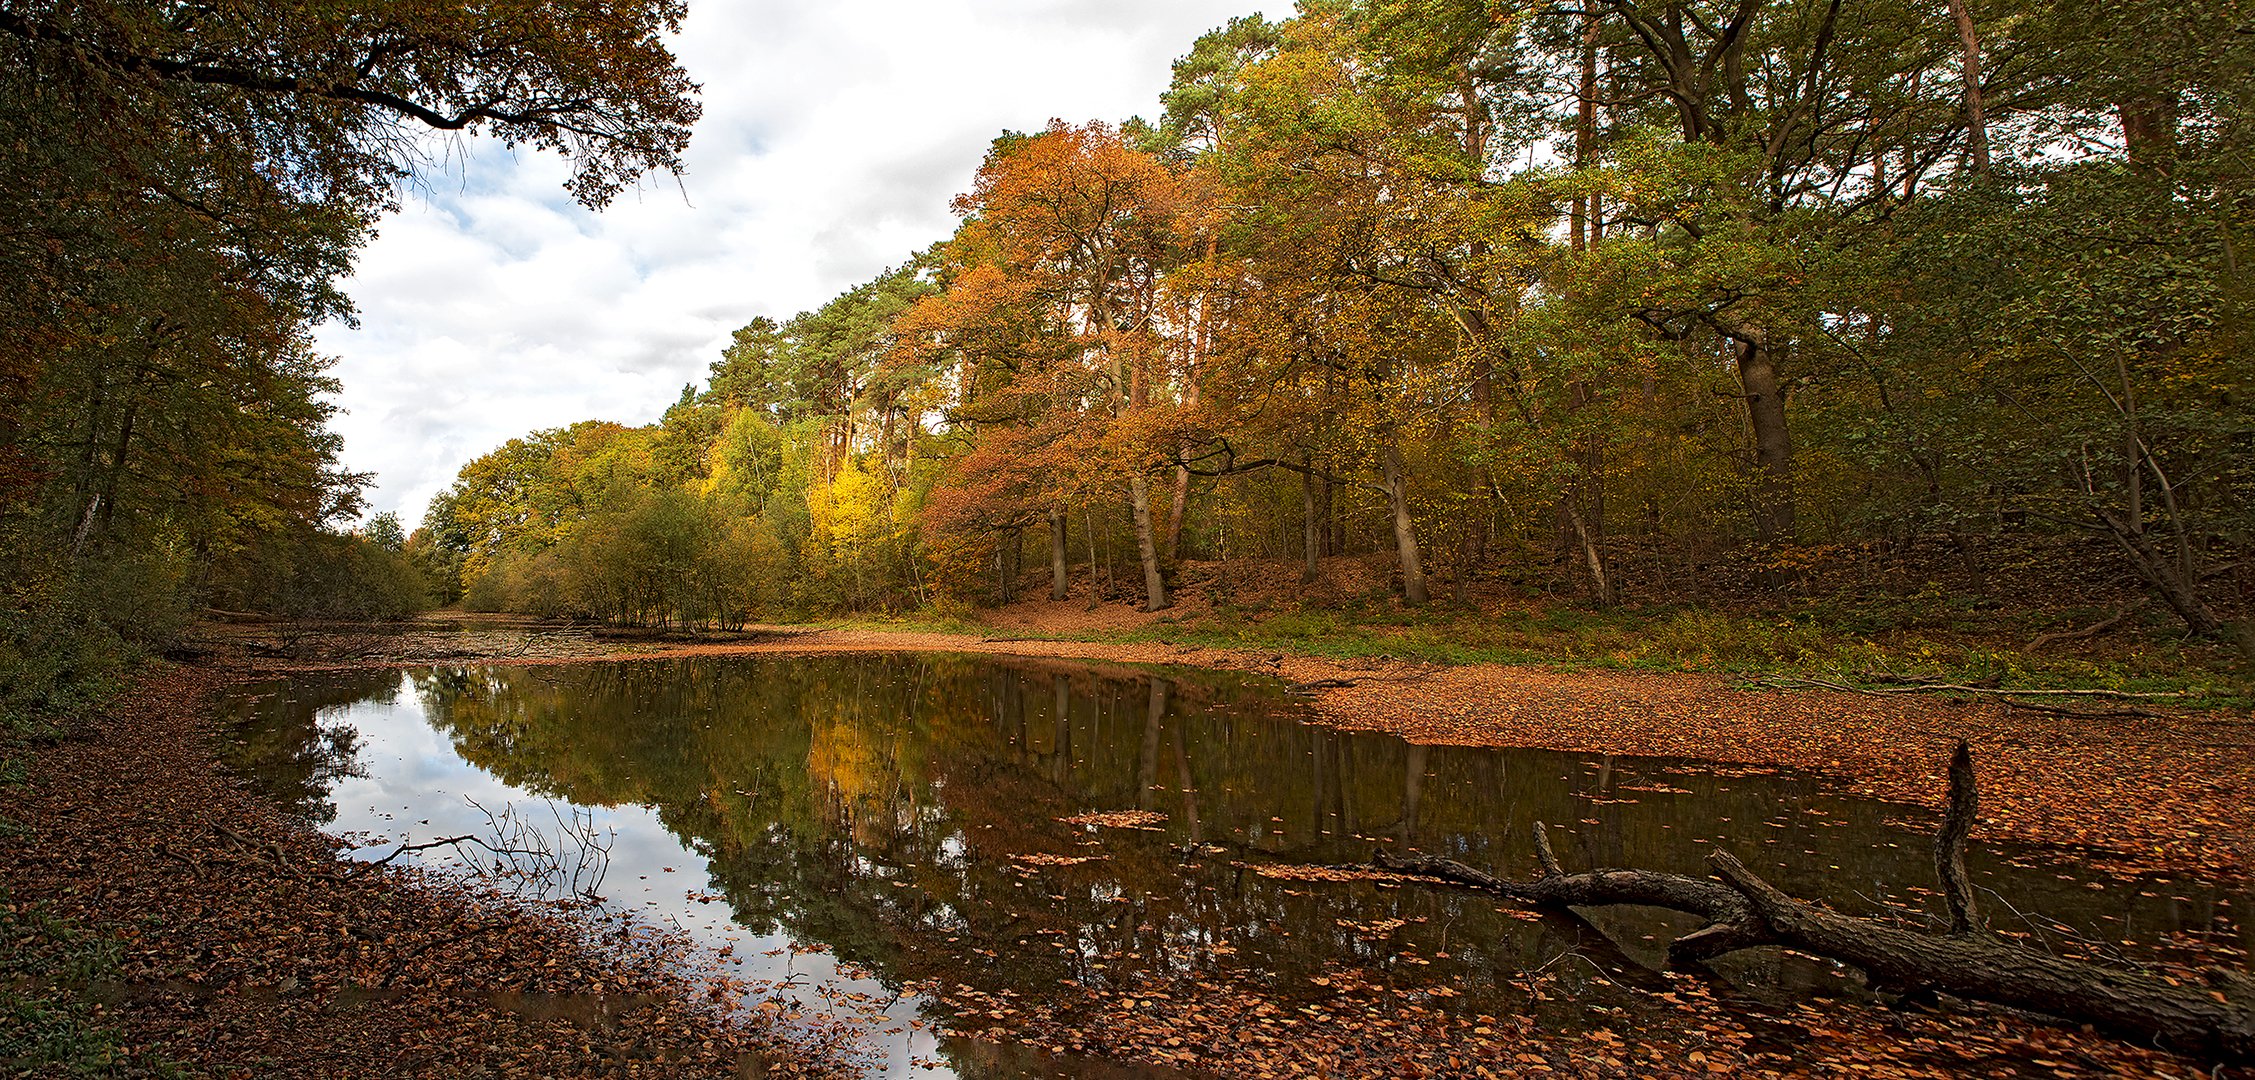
219 671 396 824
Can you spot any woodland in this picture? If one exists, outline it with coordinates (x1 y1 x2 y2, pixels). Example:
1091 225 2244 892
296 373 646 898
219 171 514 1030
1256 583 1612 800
0 0 698 721
1 0 2253 1077
410 0 2255 682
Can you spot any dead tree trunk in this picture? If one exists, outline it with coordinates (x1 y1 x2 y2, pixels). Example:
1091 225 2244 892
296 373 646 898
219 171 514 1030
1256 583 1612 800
1359 743 2253 1065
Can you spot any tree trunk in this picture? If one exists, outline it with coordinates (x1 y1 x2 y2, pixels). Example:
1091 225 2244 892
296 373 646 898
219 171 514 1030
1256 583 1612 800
1301 453 1322 583
2094 505 2224 637
1382 442 1429 606
995 533 1013 604
2120 94 2179 171
1946 0 1990 174
1323 473 1342 556
1735 332 1796 543
1165 463 1190 562
1565 498 1617 607
1049 508 1070 600
1128 477 1170 611
1357 745 2255 1065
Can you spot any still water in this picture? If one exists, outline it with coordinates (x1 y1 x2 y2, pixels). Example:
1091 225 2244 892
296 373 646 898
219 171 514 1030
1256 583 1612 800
219 654 2247 1077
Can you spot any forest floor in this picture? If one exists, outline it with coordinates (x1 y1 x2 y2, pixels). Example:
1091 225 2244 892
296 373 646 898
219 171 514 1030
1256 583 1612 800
0 654 864 1078
4 609 2249 1078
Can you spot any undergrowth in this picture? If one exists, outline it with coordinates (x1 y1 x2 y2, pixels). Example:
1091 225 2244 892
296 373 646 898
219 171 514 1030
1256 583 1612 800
0 895 186 1078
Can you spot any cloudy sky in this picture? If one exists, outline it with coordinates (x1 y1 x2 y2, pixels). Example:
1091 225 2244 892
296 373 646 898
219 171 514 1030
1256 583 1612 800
319 0 1267 528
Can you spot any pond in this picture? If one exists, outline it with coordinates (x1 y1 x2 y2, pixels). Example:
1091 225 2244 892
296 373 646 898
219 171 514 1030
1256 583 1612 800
218 654 2248 1078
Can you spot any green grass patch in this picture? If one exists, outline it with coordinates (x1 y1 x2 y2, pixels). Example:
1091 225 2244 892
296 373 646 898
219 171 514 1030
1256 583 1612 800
0 896 187 1078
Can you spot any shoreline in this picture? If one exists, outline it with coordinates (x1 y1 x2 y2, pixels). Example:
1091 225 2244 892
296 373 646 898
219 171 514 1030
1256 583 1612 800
215 618 2255 882
6 620 2247 1077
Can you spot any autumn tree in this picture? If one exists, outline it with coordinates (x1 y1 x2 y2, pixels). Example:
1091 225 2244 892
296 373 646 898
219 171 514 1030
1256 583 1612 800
916 123 1199 611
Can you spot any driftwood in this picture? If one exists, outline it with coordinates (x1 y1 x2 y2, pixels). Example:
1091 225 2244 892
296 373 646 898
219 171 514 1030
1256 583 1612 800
1367 742 2254 1065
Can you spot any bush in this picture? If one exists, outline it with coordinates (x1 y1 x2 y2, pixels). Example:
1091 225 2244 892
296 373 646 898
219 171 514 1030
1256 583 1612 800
211 531 430 621
0 541 200 732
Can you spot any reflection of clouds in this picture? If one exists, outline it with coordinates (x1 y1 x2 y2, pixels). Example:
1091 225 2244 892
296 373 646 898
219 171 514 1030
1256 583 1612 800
315 0 1267 528
313 673 943 1076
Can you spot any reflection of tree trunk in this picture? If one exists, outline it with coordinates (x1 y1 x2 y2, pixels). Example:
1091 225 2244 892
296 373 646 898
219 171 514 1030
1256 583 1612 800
1003 673 1027 765
1050 674 1073 785
1383 442 1429 605
1397 743 1430 846
1048 509 1070 600
1128 478 1170 611
1334 735 1353 838
1170 720 1201 844
1137 677 1168 811
1589 753 1625 868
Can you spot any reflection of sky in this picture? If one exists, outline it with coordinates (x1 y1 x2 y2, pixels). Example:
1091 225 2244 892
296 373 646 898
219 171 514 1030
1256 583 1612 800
305 672 945 1079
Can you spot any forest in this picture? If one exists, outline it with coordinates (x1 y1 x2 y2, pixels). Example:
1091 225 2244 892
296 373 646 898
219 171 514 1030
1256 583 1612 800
3 3 2252 1078
417 0 2255 674
0 0 699 721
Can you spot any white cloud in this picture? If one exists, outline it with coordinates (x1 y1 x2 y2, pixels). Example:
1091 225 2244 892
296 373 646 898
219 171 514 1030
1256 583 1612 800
319 0 1269 527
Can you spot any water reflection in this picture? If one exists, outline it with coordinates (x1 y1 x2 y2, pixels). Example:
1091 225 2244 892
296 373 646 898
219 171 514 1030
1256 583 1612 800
220 654 2250 1078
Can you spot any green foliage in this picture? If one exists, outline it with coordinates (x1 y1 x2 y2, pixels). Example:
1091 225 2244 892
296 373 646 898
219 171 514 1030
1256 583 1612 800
363 513 406 553
0 547 194 734
0 896 187 1078
0 1 701 709
214 532 431 622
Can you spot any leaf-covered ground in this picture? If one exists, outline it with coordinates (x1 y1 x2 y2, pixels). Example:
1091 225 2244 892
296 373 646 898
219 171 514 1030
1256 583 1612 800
0 660 858 1079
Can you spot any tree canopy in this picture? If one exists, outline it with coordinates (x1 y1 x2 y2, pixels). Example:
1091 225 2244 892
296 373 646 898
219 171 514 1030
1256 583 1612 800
0 0 701 717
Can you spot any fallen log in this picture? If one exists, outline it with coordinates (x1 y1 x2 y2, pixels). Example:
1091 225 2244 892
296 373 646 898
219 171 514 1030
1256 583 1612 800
1359 742 2254 1065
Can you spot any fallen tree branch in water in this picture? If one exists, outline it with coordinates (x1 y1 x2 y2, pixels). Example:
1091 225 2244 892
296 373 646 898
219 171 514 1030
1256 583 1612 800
1346 742 2254 1065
